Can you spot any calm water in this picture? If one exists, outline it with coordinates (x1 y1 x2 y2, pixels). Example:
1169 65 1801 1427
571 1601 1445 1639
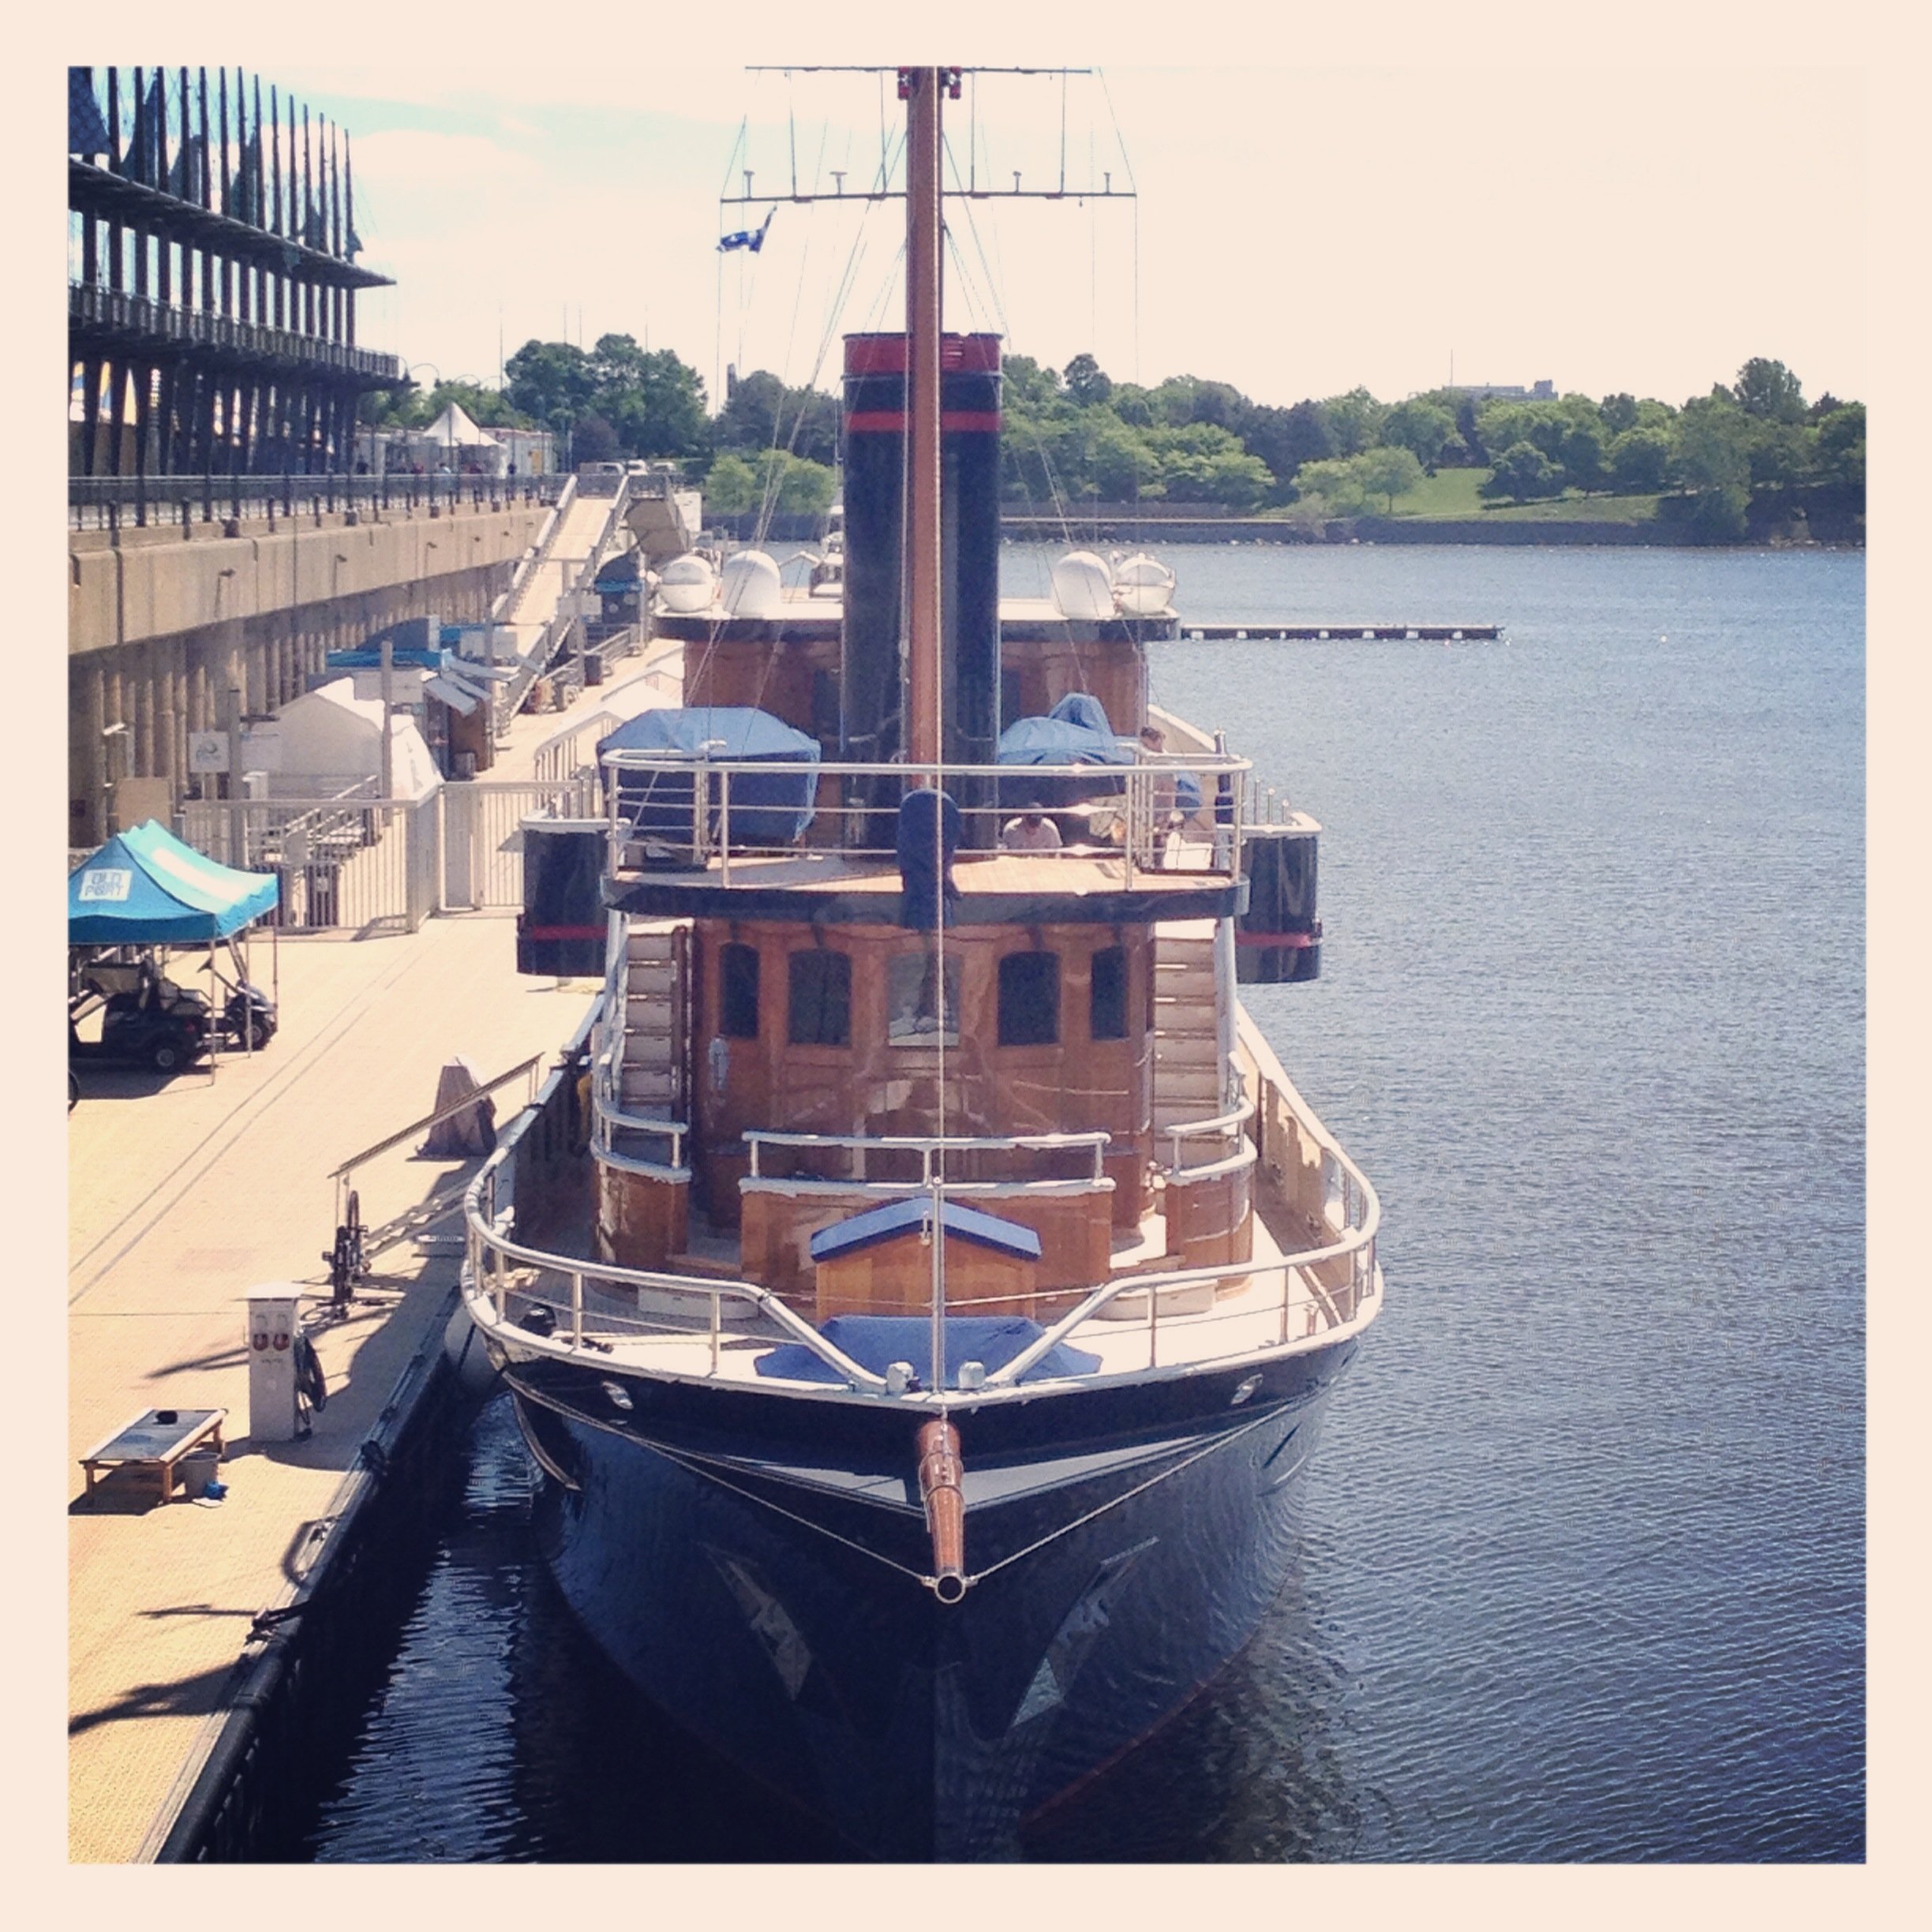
303 542 1864 1863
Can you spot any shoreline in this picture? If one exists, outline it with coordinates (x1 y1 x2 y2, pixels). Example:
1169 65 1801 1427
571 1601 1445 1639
719 512 1862 550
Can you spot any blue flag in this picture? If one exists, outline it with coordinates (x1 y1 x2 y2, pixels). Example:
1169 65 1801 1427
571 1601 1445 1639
717 208 774 254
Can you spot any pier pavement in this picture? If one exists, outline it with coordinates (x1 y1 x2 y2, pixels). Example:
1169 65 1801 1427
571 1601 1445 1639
66 657 674 1863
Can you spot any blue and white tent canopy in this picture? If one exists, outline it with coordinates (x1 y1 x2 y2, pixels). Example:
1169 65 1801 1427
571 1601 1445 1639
69 820 279 945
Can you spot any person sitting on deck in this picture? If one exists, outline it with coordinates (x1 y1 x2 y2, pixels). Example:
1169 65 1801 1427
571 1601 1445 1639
1002 810 1062 852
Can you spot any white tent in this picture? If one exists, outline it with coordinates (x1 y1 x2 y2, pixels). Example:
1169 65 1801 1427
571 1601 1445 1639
423 402 501 449
242 678 440 800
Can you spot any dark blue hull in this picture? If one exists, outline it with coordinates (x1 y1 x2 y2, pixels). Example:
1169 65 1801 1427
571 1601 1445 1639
502 1343 1356 1859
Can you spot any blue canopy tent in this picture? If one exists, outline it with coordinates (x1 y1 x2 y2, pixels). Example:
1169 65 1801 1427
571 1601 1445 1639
69 821 278 944
69 822 282 1055
597 706 818 864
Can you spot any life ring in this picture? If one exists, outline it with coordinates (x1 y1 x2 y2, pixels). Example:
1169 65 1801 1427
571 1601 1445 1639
294 1332 328 1413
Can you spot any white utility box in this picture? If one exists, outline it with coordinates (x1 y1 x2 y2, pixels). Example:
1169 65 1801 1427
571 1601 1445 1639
245 1286 306 1442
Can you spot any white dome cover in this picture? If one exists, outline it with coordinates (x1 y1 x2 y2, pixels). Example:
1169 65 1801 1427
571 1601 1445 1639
1051 550 1117 621
657 552 717 614
719 549 783 620
1112 551 1177 615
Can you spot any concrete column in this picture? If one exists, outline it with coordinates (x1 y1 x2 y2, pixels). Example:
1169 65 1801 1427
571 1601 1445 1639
79 664 107 848
133 643 154 779
156 638 180 781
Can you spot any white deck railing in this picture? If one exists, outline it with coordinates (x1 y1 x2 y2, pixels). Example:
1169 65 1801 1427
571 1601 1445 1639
601 747 1252 888
462 1019 1380 1398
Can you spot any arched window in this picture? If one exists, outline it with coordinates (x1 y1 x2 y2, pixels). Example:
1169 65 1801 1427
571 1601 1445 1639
1090 945 1128 1041
719 942 759 1039
998 951 1060 1047
788 949 852 1046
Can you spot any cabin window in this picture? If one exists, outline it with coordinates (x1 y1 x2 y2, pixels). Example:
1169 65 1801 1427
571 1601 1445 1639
888 950 960 1046
998 951 1061 1047
1090 945 1129 1041
788 949 852 1047
719 942 760 1039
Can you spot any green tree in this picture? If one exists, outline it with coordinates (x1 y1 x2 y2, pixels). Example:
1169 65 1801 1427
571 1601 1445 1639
1062 352 1114 408
572 412 620 463
1290 455 1372 516
1481 440 1561 502
1381 399 1456 470
1001 354 1060 408
1599 392 1639 436
1235 400 1333 491
1320 386 1386 456
1357 444 1424 511
1559 421 1608 492
505 339 597 429
1608 426 1672 493
1195 447 1276 509
716 369 840 466
702 451 761 515
602 342 709 457
1744 418 1816 491
1730 357 1807 425
1088 414 1159 500
1814 403 1865 492
1455 395 1486 462
1673 395 1753 492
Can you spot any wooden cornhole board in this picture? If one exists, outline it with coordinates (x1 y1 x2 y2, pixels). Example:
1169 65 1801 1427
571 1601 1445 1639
79 1408 227 1505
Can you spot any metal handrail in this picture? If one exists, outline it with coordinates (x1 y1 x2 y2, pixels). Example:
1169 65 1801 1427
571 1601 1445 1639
590 1054 689 1172
601 749 1253 884
497 474 628 728
69 468 565 533
985 1151 1382 1387
69 280 404 381
1163 1098 1256 1172
462 1148 891 1390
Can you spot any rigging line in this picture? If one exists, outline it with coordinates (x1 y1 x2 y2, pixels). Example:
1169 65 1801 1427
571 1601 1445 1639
967 1407 1282 1585
1093 69 1140 384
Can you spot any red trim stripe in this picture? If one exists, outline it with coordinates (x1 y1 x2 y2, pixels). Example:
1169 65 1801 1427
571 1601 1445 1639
522 925 606 942
844 410 1004 434
843 332 1002 375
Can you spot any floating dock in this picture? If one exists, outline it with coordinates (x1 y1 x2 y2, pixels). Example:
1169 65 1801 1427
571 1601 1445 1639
1177 621 1503 641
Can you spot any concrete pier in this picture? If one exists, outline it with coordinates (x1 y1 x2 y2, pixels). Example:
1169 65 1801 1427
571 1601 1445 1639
67 492 552 849
65 668 667 1862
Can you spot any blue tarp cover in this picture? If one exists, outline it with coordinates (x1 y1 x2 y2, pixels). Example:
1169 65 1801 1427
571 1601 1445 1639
69 821 279 944
809 1197 1043 1264
995 690 1135 768
598 706 818 848
755 1315 1100 1388
324 645 443 669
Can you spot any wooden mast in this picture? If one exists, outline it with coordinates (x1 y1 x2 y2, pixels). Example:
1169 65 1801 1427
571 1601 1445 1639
904 67 945 779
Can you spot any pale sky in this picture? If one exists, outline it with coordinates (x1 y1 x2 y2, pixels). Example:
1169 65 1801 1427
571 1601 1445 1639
219 25 1870 419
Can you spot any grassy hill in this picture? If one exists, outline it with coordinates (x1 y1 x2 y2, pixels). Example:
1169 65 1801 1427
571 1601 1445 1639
1379 468 1664 524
